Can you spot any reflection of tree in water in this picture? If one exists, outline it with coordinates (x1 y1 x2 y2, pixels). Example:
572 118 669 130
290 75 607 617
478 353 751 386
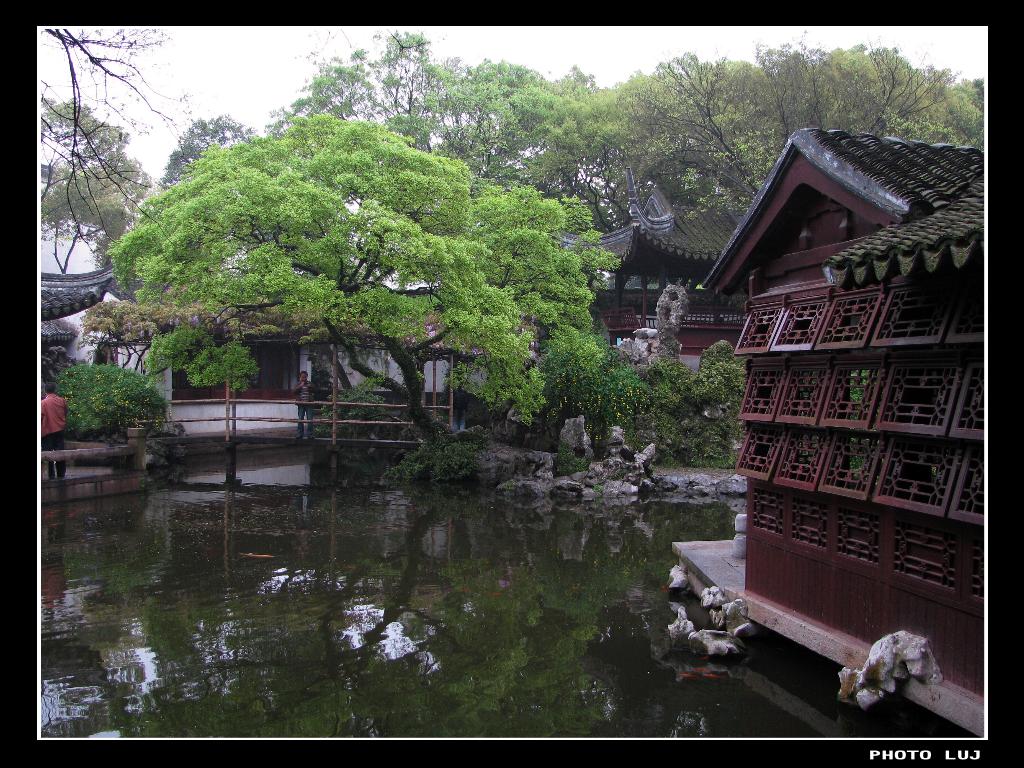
44 486 738 737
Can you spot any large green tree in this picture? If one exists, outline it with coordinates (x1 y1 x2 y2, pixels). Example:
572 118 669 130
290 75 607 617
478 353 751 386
110 116 613 436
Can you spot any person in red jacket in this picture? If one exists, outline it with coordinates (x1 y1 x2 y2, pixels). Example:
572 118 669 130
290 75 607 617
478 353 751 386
41 382 68 479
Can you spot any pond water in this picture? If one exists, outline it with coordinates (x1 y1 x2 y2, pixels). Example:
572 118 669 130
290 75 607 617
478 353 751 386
40 452 967 738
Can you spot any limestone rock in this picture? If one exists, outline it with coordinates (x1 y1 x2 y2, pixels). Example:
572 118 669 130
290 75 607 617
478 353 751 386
715 475 748 497
667 564 690 591
688 629 745 656
700 586 727 610
722 599 756 638
667 606 696 644
551 478 584 499
559 416 593 460
837 630 943 711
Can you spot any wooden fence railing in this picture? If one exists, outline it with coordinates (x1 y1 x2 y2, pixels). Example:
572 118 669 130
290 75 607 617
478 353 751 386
161 346 455 444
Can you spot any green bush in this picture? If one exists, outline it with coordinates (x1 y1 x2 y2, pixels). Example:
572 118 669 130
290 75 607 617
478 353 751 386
385 429 488 483
641 341 745 468
57 364 167 440
554 442 591 476
541 329 650 441
313 379 396 437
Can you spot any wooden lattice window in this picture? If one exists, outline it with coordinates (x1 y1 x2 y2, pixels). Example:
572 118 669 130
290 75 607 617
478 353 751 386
949 362 984 440
736 425 784 480
736 302 783 354
893 520 957 590
946 278 984 344
740 361 786 421
950 444 984 525
874 436 962 517
971 540 983 600
791 494 829 549
815 287 884 350
770 295 829 352
820 358 885 430
837 506 880 564
819 432 882 501
876 357 962 436
776 362 829 425
773 429 829 491
751 486 785 536
871 283 956 347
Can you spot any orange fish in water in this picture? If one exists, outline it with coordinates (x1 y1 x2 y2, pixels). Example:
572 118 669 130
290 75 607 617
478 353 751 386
659 585 669 592
489 591 503 597
240 553 274 559
677 672 699 680
702 673 725 679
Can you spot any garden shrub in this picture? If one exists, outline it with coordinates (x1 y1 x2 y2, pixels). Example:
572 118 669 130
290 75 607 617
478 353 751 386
385 429 488 483
641 341 745 468
541 328 650 441
554 442 591 476
56 364 167 440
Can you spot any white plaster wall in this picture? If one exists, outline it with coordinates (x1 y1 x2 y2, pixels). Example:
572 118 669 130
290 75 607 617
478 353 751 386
170 402 299 435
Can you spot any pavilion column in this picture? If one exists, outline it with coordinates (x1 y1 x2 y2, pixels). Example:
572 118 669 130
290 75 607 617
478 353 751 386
641 274 648 327
615 272 625 309
659 266 667 291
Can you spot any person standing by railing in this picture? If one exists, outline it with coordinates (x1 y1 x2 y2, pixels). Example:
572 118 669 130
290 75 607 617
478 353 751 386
41 382 68 479
294 371 313 439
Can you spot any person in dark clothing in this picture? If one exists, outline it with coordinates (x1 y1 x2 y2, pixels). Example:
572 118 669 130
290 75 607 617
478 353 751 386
41 382 68 479
294 371 314 438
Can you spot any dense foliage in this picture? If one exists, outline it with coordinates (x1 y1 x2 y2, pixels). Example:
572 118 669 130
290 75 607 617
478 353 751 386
385 429 489 483
640 341 746 468
540 329 650 442
274 36 983 228
161 115 255 186
56 364 166 439
109 116 613 435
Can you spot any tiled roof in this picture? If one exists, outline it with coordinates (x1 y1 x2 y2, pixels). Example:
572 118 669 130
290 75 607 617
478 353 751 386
599 168 741 263
41 267 116 320
705 129 984 290
809 130 982 213
826 179 983 288
40 318 76 343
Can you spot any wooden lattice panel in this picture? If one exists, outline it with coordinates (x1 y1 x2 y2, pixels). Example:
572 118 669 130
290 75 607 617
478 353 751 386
815 286 884 350
946 279 984 344
819 432 882 501
776 361 830 425
820 357 885 430
736 302 784 354
870 283 956 347
736 425 784 480
950 443 984 525
949 362 984 440
769 295 829 352
790 494 829 549
893 519 957 591
876 357 962 436
740 361 786 422
773 428 829 491
836 506 880 564
751 486 785 536
971 540 983 600
874 436 962 517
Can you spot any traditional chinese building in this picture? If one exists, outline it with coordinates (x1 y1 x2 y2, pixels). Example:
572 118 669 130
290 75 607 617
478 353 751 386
596 169 744 364
703 130 984 701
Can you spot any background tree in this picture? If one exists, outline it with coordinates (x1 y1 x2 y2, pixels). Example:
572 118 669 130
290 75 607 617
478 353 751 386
40 29 171 240
161 115 256 186
40 101 150 271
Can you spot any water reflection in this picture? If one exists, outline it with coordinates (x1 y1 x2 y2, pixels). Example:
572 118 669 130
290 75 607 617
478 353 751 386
40 474 965 738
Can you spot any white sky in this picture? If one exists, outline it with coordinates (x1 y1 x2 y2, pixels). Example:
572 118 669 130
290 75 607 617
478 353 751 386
38 26 988 181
